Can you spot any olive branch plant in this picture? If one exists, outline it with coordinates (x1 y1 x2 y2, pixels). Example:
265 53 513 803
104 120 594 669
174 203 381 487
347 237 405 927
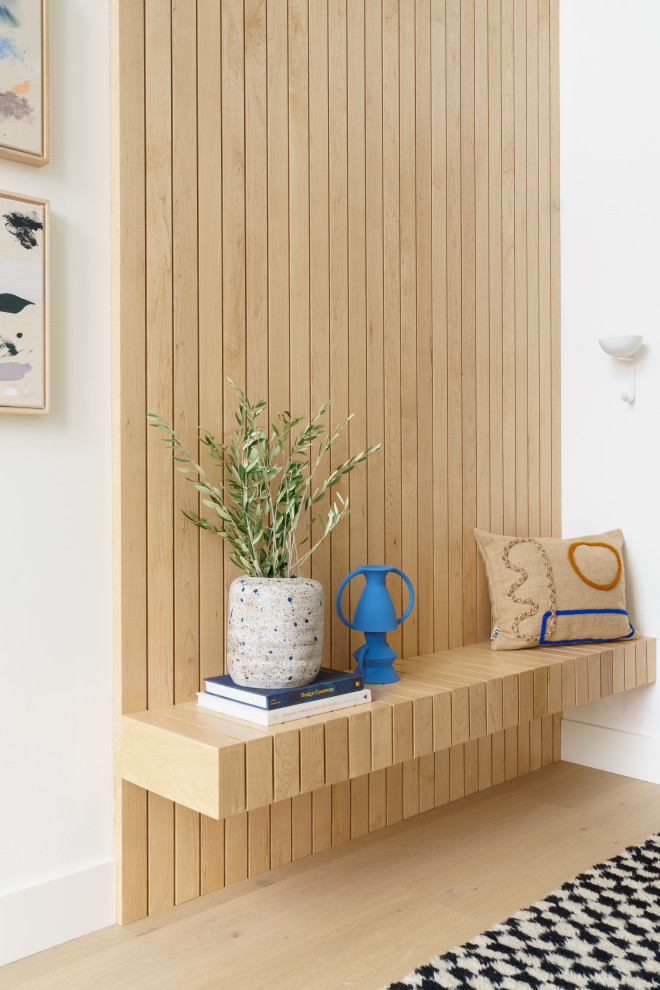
148 380 381 579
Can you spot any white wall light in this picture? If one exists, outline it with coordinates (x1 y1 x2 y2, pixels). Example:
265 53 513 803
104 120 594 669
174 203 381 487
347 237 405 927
598 335 644 403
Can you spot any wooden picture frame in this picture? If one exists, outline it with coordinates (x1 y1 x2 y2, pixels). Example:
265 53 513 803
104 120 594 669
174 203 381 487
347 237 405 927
0 0 49 167
0 189 49 414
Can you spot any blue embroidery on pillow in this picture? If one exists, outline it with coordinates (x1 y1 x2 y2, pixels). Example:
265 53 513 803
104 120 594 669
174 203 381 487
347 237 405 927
539 608 635 646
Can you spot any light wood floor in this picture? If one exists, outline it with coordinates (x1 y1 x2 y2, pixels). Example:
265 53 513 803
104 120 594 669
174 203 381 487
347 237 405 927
4 762 660 990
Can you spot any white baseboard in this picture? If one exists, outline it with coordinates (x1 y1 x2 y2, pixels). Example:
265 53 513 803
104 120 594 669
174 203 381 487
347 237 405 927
0 858 116 967
562 718 660 786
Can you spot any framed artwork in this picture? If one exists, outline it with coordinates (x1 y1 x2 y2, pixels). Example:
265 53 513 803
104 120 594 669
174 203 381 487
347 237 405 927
0 0 48 166
0 189 49 414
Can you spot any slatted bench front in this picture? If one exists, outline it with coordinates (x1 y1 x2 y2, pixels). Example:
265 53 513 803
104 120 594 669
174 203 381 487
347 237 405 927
120 637 655 821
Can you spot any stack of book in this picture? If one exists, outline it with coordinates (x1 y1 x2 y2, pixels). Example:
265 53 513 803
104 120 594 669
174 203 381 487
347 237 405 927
196 667 371 726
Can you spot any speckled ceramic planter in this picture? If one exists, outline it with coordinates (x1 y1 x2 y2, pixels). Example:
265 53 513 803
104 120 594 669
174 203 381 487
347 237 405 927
226 576 324 688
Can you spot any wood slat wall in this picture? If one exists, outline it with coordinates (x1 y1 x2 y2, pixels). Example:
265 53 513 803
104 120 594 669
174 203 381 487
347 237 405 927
112 0 560 922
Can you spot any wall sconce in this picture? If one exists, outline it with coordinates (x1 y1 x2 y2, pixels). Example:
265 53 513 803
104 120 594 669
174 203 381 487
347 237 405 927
598 335 644 403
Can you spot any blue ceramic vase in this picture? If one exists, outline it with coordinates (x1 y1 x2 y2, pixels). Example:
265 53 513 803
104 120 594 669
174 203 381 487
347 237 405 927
335 565 414 683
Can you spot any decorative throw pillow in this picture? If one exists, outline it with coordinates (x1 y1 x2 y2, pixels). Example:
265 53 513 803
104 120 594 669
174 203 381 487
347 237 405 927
474 527 635 651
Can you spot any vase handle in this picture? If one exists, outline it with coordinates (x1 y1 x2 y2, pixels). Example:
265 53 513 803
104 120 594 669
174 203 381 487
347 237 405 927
335 567 365 630
388 567 415 625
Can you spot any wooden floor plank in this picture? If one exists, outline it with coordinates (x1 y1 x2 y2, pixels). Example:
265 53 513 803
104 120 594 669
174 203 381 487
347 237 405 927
6 765 660 990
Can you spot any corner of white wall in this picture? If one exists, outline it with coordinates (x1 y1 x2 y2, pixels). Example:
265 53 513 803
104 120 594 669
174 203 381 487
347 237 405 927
0 1 114 966
560 0 660 784
0 860 116 968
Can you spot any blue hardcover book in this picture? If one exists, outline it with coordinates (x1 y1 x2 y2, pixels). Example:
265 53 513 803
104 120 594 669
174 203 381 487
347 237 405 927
203 667 364 710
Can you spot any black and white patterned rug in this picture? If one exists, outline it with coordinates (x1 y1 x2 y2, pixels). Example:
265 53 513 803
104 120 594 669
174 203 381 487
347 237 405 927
383 834 660 989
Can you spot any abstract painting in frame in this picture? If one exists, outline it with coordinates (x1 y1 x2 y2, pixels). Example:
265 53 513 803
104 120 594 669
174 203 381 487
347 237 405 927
0 0 48 166
0 189 49 414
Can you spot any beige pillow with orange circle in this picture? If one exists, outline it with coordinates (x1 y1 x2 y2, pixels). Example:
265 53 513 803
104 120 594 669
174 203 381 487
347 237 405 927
474 528 636 650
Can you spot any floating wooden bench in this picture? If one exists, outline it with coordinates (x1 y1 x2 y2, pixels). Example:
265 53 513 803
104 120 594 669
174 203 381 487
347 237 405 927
120 637 656 821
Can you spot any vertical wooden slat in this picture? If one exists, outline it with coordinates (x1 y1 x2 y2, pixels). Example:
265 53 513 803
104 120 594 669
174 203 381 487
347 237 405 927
148 794 174 914
325 714 349 785
491 728 505 785
369 769 387 830
449 743 465 801
648 640 657 683
197 0 225 720
501 0 515 535
348 710 371 778
601 649 614 697
478 734 492 790
248 806 271 877
174 806 200 906
267 0 290 422
403 758 420 818
372 704 394 770
464 739 479 795
549 0 560 536
350 776 370 838
172 0 200 707
332 780 351 845
526 0 540 537
386 763 404 824
289 0 311 582
416 0 434 655
172 0 201 907
198 0 224 693
435 748 450 806
365 0 386 574
538 0 551 535
329 0 350 669
587 654 601 702
308 0 332 667
115 782 147 925
201 816 225 894
446 0 463 646
274 729 301 800
624 643 636 691
419 751 436 812
541 714 553 766
475 0 490 642
552 712 562 761
300 721 325 793
222 0 246 622
461 0 477 645
612 646 625 696
383 0 403 660
431 0 449 652
145 0 173 713
504 725 518 779
271 799 293 869
517 720 530 774
245 0 268 413
292 792 313 861
225 811 248 885
635 639 648 687
400 0 419 658
529 717 542 770
312 785 332 853
433 691 452 751
513 0 528 537
488 0 503 543
145 0 175 916
347 0 368 656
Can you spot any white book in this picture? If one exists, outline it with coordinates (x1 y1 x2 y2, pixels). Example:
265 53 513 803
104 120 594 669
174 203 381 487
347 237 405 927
196 687 372 726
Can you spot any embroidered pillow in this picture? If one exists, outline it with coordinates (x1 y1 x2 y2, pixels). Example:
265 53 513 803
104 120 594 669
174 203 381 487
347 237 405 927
474 528 635 651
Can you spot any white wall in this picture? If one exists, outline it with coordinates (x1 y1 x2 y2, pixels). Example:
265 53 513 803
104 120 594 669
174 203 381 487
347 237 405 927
0 1 114 966
561 0 660 783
